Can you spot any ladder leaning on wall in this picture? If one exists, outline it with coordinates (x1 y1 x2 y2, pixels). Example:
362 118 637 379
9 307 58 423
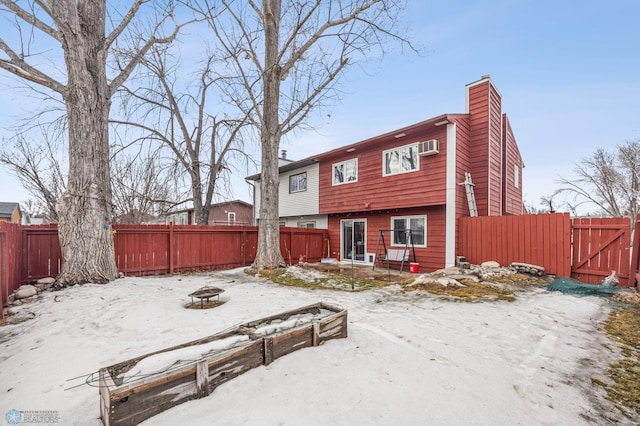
460 172 478 217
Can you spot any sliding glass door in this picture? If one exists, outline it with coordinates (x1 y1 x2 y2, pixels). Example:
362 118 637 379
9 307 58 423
341 219 366 262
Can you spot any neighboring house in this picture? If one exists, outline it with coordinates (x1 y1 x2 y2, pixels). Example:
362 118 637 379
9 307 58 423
165 200 254 226
0 202 22 224
247 155 326 229
112 210 159 224
247 76 525 271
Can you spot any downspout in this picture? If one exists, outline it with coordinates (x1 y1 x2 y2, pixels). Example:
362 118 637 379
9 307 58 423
445 122 457 267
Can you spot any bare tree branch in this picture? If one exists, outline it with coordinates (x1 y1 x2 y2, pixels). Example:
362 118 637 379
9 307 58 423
104 0 145 50
0 0 60 40
557 140 640 219
0 37 66 93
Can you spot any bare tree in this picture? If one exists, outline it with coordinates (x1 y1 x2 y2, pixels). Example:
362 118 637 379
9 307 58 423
111 148 186 224
113 45 252 225
540 194 558 213
190 0 412 269
0 125 66 221
0 1 183 285
557 139 640 221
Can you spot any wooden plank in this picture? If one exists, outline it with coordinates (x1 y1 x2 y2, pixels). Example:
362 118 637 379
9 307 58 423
207 340 265 389
263 337 274 366
271 326 314 360
195 360 209 398
99 369 113 426
312 322 320 346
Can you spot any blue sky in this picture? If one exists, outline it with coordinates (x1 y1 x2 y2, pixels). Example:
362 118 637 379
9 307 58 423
1 0 639 213
280 0 640 212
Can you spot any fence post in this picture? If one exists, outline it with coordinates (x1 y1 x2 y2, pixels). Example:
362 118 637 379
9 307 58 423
629 214 640 288
0 231 5 319
169 222 174 275
242 228 247 266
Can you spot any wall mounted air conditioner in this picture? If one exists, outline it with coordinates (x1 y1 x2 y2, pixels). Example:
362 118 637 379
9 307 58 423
418 139 439 156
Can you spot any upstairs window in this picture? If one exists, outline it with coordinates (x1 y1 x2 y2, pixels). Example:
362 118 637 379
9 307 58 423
290 172 307 193
333 159 358 185
227 211 236 225
514 165 520 189
391 215 426 247
383 143 419 176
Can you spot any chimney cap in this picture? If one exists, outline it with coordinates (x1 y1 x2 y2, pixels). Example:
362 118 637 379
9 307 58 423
481 74 491 80
281 149 287 159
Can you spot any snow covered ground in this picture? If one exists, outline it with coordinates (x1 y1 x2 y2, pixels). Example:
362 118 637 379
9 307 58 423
0 268 634 425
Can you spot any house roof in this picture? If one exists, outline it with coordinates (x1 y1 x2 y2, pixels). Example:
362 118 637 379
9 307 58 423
246 158 319 181
245 113 469 179
0 202 20 219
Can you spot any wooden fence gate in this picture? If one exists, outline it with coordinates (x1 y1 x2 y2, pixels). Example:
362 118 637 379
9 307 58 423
571 217 631 285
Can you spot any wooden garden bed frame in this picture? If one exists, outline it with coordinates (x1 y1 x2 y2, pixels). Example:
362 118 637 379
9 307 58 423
99 302 348 426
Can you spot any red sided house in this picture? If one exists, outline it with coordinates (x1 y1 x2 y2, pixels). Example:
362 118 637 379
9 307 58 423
248 76 524 271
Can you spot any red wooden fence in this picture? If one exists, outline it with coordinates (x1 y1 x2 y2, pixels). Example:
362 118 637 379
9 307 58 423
630 215 640 287
1 224 329 307
0 222 22 318
458 213 636 286
458 213 572 277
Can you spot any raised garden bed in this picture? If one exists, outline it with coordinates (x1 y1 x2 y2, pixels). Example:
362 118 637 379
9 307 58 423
99 302 348 426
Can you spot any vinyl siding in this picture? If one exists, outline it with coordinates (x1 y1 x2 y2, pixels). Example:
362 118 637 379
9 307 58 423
502 114 524 215
279 215 328 229
453 116 472 218
254 163 320 219
327 206 446 272
319 127 448 214
466 78 503 216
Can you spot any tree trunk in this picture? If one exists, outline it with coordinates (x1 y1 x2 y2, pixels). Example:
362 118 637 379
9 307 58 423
253 0 285 270
55 1 119 285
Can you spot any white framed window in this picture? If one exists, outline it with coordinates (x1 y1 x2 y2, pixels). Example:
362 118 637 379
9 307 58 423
227 211 236 225
297 221 316 228
391 215 426 247
383 143 419 176
179 212 188 225
333 159 358 185
514 165 520 189
290 172 307 193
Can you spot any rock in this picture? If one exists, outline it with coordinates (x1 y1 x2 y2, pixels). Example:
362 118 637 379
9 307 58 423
510 262 545 276
34 277 55 291
481 261 500 268
602 270 619 287
436 277 464 287
14 285 37 299
449 274 480 282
